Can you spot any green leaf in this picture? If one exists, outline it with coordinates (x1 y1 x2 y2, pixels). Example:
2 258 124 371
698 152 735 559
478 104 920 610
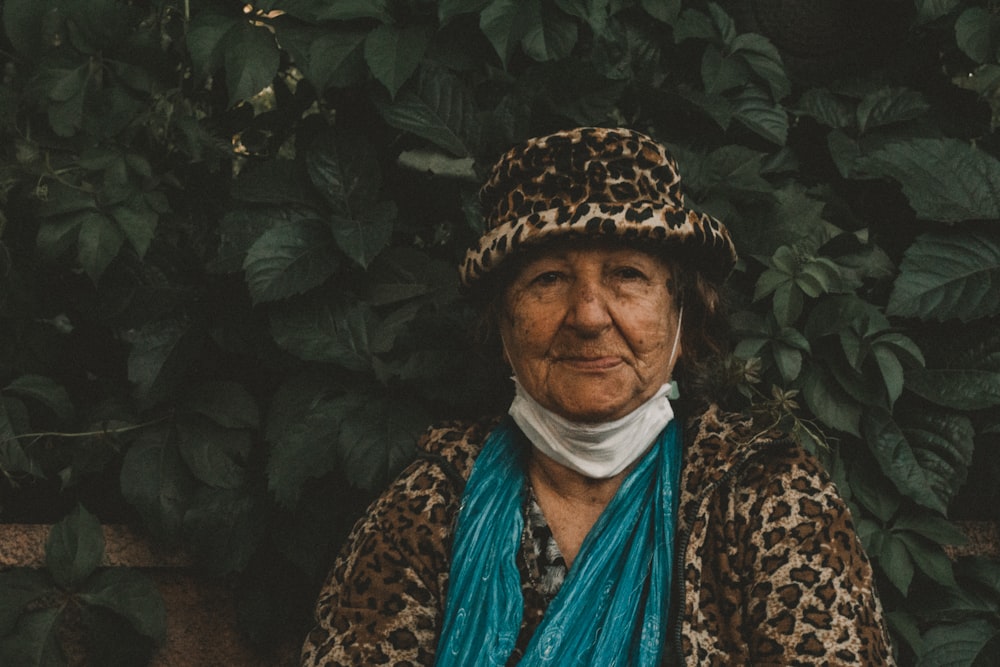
330 200 395 269
773 345 802 383
214 208 309 274
306 130 382 218
701 44 748 95
176 416 249 489
363 23 432 98
856 87 930 134
378 66 481 157
3 0 58 58
309 28 368 90
0 570 54 635
875 530 915 595
795 88 854 129
887 232 1000 322
899 407 974 510
308 0 390 21
481 0 533 67
771 281 803 326
186 13 238 78
673 7 715 42
640 0 680 23
266 390 356 508
892 512 968 546
732 85 788 145
4 375 73 423
182 381 260 430
0 405 43 477
439 0 491 22
700 144 773 196
753 267 792 301
337 395 425 491
906 320 1000 410
47 63 88 102
730 33 789 101
905 368 1000 410
78 569 166 642
0 607 64 667
124 153 152 178
956 8 999 65
223 21 280 106
914 0 961 23
36 63 89 136
269 293 376 370
799 365 862 436
957 558 1000 597
897 532 956 587
35 181 96 217
848 459 900 523
109 194 159 259
556 0 611 33
875 333 926 369
862 408 945 513
864 138 1000 221
120 426 198 542
126 320 204 406
521 2 578 62
872 346 905 406
45 505 105 589
707 2 736 42
35 211 82 260
274 23 367 92
77 212 124 282
749 186 840 256
79 606 156 665
243 218 340 303
918 620 1000 667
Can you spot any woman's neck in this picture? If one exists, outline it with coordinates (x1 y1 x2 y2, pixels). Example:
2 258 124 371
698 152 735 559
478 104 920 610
526 448 630 567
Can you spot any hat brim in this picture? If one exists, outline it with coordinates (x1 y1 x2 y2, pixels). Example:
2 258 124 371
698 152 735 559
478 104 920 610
459 201 737 290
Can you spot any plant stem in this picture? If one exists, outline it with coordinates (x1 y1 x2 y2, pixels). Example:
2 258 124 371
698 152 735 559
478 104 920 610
2 418 168 444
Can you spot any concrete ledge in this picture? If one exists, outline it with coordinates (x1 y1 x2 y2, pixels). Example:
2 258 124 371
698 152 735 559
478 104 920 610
1 524 299 667
0 523 191 569
943 520 1000 561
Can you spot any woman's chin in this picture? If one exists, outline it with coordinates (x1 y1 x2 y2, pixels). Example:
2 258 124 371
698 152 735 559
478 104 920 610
550 394 637 423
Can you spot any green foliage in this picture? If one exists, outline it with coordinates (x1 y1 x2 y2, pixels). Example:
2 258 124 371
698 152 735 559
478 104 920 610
2 0 1000 663
0 507 165 665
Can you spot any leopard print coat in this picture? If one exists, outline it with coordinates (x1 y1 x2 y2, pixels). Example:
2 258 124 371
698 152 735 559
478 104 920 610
301 406 894 665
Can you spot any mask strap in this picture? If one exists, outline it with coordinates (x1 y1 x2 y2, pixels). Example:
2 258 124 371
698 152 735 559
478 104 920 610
668 305 683 370
666 306 683 400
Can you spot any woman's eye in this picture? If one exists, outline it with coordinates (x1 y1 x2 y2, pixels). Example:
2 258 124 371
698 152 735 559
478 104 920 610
615 267 646 280
531 271 562 286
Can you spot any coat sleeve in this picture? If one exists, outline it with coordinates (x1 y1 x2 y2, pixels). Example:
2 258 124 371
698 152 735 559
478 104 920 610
740 445 895 665
300 459 458 667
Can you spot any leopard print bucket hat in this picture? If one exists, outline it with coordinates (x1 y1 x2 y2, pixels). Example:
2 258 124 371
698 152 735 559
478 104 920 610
459 126 737 289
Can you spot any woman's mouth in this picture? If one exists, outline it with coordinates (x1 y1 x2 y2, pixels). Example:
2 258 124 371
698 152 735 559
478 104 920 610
559 356 622 371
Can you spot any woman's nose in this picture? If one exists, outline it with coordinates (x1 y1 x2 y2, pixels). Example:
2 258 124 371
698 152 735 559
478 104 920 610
565 282 612 333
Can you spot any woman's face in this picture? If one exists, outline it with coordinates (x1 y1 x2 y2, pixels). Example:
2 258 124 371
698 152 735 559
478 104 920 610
499 244 681 423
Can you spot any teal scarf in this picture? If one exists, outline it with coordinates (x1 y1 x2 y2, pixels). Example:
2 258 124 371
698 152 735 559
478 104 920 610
435 418 682 666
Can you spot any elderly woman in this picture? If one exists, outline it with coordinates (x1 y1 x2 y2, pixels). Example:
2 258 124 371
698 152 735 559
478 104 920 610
301 127 894 665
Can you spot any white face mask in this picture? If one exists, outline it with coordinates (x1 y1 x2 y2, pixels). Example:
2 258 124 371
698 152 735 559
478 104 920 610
508 378 676 479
